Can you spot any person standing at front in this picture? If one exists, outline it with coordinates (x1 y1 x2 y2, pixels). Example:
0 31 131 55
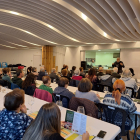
112 57 125 74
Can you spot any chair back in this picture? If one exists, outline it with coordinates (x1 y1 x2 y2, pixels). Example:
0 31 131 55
69 79 80 87
0 80 11 88
125 87 135 98
11 83 20 90
52 93 70 108
97 83 112 92
33 89 52 102
69 97 98 118
98 103 130 136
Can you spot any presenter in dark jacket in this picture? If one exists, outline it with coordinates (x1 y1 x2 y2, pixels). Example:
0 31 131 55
112 57 125 73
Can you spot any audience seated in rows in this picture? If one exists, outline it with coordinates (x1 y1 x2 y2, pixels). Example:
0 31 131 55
49 68 60 83
22 73 36 96
103 79 137 130
96 67 104 77
12 69 24 88
23 102 89 140
37 67 46 80
79 67 85 78
39 76 53 95
0 89 33 140
70 66 76 77
86 68 98 90
100 70 115 88
111 67 121 79
61 69 71 81
2 68 12 83
53 77 75 107
72 70 82 81
120 69 138 93
75 78 100 103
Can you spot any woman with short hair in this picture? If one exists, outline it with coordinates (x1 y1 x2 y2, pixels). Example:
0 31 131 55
2 68 12 83
22 73 36 96
75 78 100 103
61 69 71 81
0 89 33 140
23 103 89 140
72 70 82 81
39 76 53 94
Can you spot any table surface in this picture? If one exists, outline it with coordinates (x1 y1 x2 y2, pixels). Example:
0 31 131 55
0 85 120 140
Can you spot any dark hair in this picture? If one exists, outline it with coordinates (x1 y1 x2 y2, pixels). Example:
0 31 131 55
79 67 83 72
58 77 69 87
16 69 22 77
78 78 92 92
88 68 96 81
72 66 76 71
4 89 24 111
61 69 68 76
106 70 112 75
22 73 36 89
42 76 51 84
32 67 36 72
2 68 7 74
22 103 61 140
129 68 135 76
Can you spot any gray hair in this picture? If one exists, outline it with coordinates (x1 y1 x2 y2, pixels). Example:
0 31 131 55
51 68 56 73
40 67 45 72
113 67 118 73
74 70 80 75
121 69 132 78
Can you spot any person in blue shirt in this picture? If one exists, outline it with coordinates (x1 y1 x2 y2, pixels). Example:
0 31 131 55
0 88 33 140
2 68 12 83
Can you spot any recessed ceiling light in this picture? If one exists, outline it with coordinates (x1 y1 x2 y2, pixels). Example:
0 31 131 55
10 11 19 15
48 25 53 29
103 32 107 37
82 13 87 20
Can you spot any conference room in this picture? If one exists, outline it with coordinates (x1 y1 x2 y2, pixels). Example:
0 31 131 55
0 0 140 140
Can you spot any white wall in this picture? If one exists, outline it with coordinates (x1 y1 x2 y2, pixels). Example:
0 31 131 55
121 49 140 78
53 46 66 72
0 49 42 72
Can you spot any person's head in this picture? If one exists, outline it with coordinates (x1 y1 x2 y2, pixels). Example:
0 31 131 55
72 66 76 71
117 57 120 63
22 103 61 140
58 77 69 88
112 79 125 105
22 73 36 89
79 67 83 72
113 67 118 73
88 68 96 81
40 67 45 72
129 68 135 76
98 67 103 72
78 78 92 92
4 89 25 111
92 59 95 63
2 68 8 75
32 67 37 72
65 65 68 70
121 69 132 78
63 64 65 68
51 68 56 73
16 69 24 78
106 70 112 75
74 70 80 76
42 76 51 85
61 69 68 76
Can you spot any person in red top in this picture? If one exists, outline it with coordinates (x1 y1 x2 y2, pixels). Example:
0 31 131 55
72 70 82 81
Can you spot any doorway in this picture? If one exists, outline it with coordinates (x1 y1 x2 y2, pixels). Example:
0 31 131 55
33 55 42 72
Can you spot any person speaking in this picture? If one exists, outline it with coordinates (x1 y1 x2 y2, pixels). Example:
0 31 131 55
112 57 125 74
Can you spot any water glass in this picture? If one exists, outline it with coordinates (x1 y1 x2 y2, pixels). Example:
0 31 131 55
77 106 85 114
56 100 63 107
